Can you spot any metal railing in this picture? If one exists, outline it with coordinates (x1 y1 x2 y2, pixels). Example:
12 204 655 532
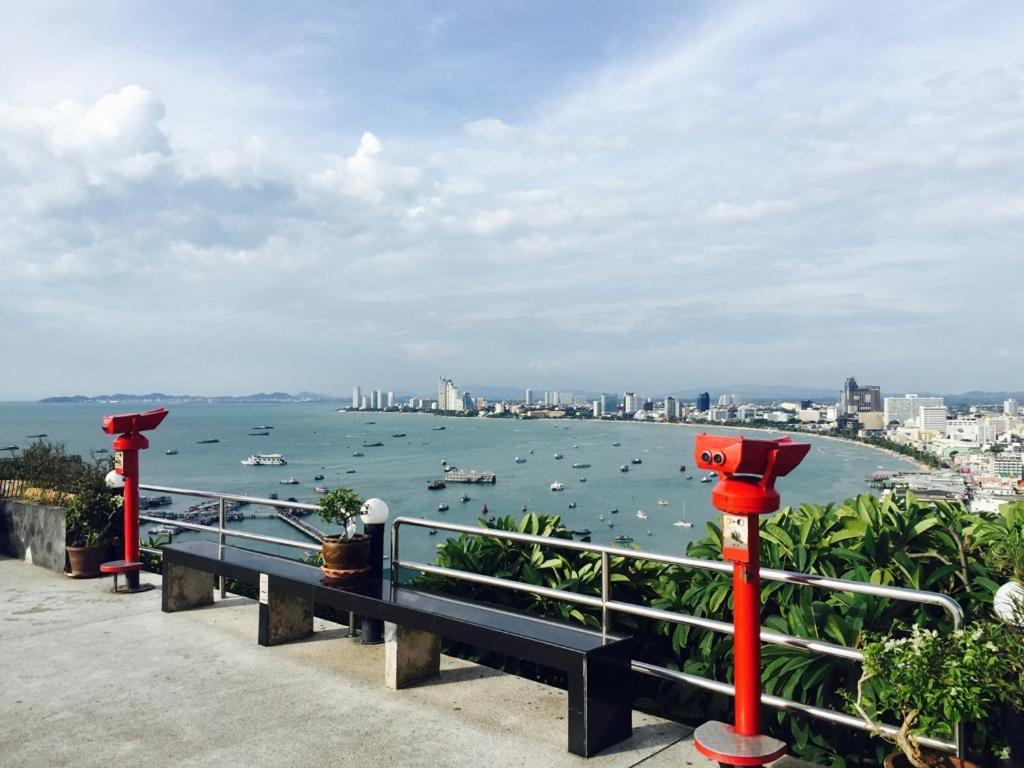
390 516 964 757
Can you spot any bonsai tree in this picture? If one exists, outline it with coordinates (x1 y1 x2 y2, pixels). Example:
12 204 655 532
65 486 121 549
315 487 365 539
854 622 1024 767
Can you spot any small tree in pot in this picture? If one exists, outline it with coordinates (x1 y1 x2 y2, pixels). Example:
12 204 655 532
315 487 368 572
65 487 121 577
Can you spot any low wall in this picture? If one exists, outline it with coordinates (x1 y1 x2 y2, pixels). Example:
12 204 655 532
0 500 66 573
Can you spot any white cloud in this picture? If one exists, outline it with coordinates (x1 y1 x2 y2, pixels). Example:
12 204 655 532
309 131 422 203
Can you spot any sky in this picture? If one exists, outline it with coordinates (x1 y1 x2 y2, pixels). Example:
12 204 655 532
1 1 1022 400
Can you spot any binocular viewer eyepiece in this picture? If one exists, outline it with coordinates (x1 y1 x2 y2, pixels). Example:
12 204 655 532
694 433 810 515
102 408 168 436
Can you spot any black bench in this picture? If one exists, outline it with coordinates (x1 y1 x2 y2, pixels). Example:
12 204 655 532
161 540 634 757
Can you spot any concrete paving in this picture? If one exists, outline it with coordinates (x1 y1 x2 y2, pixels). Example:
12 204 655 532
0 556 819 768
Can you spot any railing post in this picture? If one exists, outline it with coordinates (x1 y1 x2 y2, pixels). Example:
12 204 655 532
218 497 226 599
601 550 610 640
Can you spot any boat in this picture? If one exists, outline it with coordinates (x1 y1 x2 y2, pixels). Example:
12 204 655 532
631 457 642 465
249 432 270 436
686 475 693 480
365 421 376 425
433 426 446 431
269 492 278 500
706 472 717 480
619 464 629 472
579 477 587 482
611 441 621 447
314 474 325 481
514 456 527 463
553 453 564 460
610 509 618 514
550 482 564 491
26 433 47 438
95 448 109 454
438 503 449 511
149 525 180 536
279 477 299 485
657 499 669 507
574 528 592 536
314 485 329 494
612 535 634 545
251 425 273 429
460 494 471 503
165 449 178 455
674 521 694 528
392 433 407 438
679 464 686 472
700 476 712 483
427 480 446 490
352 451 365 457
241 453 287 466
571 462 591 469
607 521 615 528
196 438 220 444
568 501 577 509
345 469 357 474
363 441 384 447
636 511 647 520
429 529 438 535
598 514 605 521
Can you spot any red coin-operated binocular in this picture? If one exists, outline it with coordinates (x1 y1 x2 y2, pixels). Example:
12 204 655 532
100 408 168 592
693 434 810 767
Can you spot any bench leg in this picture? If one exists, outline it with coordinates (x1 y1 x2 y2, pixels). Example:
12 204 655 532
567 653 633 757
384 622 440 689
258 589 314 647
161 562 214 613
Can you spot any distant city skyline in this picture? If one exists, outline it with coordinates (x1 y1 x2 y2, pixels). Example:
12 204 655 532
2 2 1022 399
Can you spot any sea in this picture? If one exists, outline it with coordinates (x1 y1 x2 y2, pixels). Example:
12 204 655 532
0 402 918 564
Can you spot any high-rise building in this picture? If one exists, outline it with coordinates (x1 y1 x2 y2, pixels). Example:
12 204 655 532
664 396 679 421
360 395 370 410
623 392 637 414
525 388 533 406
840 377 881 414
437 377 463 412
697 392 710 412
717 394 736 407
884 394 944 426
601 393 619 413
386 391 394 409
592 400 603 418
1006 399 1020 417
352 385 362 410
919 405 948 435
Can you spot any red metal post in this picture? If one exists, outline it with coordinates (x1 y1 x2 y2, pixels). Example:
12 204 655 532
120 445 140 565
733 524 761 737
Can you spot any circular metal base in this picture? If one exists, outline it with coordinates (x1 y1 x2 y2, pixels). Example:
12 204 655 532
694 721 786 766
112 582 155 594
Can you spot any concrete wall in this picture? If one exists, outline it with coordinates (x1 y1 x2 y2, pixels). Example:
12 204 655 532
0 500 66 573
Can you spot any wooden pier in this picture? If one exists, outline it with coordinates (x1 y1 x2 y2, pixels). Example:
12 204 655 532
274 510 326 542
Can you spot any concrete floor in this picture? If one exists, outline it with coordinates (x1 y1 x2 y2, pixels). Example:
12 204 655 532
0 555 819 768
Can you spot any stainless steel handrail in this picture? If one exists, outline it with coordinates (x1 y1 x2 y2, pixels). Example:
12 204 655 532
391 515 962 756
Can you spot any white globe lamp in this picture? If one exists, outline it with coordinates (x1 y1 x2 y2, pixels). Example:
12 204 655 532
994 581 1024 627
360 498 389 525
105 470 125 490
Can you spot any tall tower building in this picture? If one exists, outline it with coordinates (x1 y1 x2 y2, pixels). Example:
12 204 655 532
623 392 637 414
525 388 533 406
1006 399 1019 417
352 385 361 410
386 391 394 409
664 396 679 421
697 392 710 412
374 389 383 410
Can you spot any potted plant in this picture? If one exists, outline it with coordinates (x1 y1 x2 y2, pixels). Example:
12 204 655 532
315 487 368 574
985 521 1024 627
64 486 120 577
854 621 1024 767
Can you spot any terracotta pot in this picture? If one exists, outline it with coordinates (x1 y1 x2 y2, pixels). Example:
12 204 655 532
321 534 371 571
883 752 979 768
66 545 105 578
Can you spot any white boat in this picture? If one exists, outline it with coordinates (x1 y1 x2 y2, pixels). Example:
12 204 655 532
550 481 564 491
515 456 527 463
553 453 564 460
657 499 669 507
674 521 694 528
314 485 329 494
241 453 286 466
700 476 712 483
149 524 179 536
619 464 629 472
572 462 591 469
636 510 647 520
279 477 299 485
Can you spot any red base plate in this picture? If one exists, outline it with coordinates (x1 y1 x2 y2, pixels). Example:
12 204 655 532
694 721 786 766
100 559 143 574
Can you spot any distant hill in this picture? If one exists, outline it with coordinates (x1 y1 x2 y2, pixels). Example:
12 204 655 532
943 390 1024 406
39 392 341 404
660 383 839 403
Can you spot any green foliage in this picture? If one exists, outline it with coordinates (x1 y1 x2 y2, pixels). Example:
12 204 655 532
412 494 1009 766
855 622 1024 766
315 487 365 536
64 486 121 548
1 440 113 495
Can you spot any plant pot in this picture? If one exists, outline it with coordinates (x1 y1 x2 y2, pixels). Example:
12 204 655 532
66 545 105 578
321 534 371 572
883 752 979 768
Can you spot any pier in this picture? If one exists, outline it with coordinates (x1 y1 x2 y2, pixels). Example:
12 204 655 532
444 469 497 484
274 510 326 542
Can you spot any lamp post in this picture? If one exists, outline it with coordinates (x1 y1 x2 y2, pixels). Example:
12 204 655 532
359 498 389 644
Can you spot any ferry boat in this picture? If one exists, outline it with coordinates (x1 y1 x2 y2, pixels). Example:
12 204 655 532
550 481 564 491
427 480 446 490
279 477 299 485
571 462 591 469
241 453 287 466
514 456 527 463
619 464 629 472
